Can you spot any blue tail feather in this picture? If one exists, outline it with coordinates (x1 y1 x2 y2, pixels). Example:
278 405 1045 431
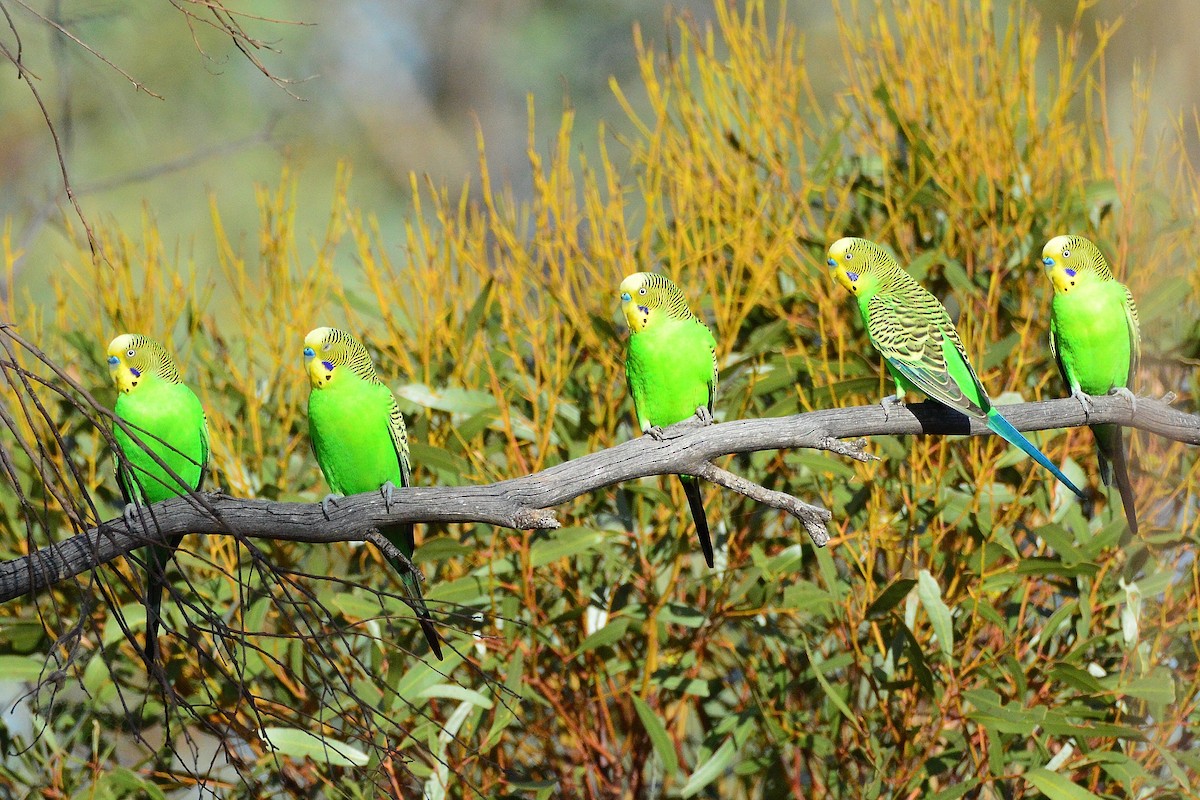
985 409 1085 498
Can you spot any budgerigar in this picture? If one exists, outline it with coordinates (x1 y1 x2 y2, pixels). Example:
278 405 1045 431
107 334 209 664
303 327 442 660
619 272 719 567
826 237 1085 498
1042 235 1140 533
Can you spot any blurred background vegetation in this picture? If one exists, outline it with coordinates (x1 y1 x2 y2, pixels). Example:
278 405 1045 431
0 0 1198 797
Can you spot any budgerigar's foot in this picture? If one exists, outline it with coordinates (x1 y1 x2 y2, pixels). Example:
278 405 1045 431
1070 389 1095 418
880 394 904 422
1110 387 1137 415
380 481 397 514
694 406 714 425
122 503 139 529
645 425 667 441
320 493 343 520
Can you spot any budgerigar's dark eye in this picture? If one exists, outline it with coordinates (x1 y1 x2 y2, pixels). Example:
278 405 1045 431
638 287 646 295
126 349 135 358
845 252 852 260
1061 248 1070 258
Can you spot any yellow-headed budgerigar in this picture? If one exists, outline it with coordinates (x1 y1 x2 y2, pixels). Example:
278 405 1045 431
303 327 442 660
1042 234 1140 533
826 237 1084 498
619 272 719 567
107 333 209 664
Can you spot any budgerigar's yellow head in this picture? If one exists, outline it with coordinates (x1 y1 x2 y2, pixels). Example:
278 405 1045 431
106 333 179 394
619 272 694 333
1042 235 1112 295
826 237 895 297
303 327 379 389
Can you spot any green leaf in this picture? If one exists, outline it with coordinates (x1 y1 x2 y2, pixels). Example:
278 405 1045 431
417 683 495 709
574 617 630 658
917 570 954 659
262 727 370 767
415 535 474 563
1024 767 1103 800
409 443 471 479
680 738 736 798
530 527 607 568
631 695 678 775
865 578 917 619
0 655 46 682
1117 670 1175 705
804 641 858 725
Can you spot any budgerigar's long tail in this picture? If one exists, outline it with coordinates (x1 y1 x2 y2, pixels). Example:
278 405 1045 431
680 475 714 568
985 409 1085 499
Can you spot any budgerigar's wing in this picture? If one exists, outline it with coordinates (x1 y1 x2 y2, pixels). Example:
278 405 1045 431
866 291 988 417
1123 285 1141 385
1048 313 1075 393
386 394 413 489
197 411 211 491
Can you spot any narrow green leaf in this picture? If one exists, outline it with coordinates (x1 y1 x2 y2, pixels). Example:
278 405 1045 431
680 738 736 798
917 570 954 659
531 527 606 568
574 617 630 658
0 655 46 682
631 695 678 775
1024 767 1103 800
262 727 370 767
865 578 917 619
418 683 494 709
804 641 858 725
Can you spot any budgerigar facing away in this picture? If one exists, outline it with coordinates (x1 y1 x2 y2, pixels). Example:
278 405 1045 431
304 327 442 660
1043 235 1140 533
826 237 1085 499
108 334 209 665
620 272 719 567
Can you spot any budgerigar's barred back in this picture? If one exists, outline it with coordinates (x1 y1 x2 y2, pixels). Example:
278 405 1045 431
107 333 209 666
1043 234 1141 533
620 272 719 567
827 237 1085 499
303 326 439 659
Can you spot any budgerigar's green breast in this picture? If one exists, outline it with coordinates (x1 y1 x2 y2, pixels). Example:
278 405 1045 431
308 375 404 495
1051 281 1133 394
625 316 716 429
114 383 207 504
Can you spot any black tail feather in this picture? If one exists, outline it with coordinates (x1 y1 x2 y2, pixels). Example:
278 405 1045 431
1094 423 1138 537
680 475 714 568
386 523 444 660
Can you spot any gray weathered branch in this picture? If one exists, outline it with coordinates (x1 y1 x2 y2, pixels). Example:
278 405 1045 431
1 392 1195 604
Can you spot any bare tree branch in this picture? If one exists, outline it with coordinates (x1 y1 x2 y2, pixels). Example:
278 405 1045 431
2 391 1193 604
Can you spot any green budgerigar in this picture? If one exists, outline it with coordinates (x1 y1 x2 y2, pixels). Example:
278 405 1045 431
1042 235 1140 533
620 272 719 567
826 237 1085 498
107 333 209 664
304 327 442 660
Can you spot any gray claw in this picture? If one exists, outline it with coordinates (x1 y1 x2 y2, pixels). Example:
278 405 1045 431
1110 387 1137 415
320 493 343 520
1071 389 1095 418
645 425 666 441
694 406 714 425
381 481 396 514
122 503 139 529
880 394 903 423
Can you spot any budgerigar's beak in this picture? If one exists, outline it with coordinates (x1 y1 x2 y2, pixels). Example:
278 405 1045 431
303 346 315 363
826 258 837 267
107 355 119 368
620 292 631 302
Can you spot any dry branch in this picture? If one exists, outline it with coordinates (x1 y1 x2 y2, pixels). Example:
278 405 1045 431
1 392 1195 604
